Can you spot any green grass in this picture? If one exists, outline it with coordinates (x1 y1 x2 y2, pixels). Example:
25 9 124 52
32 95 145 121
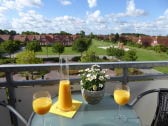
88 39 112 55
37 40 168 61
128 46 168 73
36 39 168 73
37 39 113 55
154 67 168 74
129 47 168 61
36 46 78 55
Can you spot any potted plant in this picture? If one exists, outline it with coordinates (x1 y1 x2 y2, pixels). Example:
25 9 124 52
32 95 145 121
79 64 109 104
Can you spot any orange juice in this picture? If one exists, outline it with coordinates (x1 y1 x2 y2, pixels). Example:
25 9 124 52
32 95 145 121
33 97 52 115
114 89 130 105
57 80 72 111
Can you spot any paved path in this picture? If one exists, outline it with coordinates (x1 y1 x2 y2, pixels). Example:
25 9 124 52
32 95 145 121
139 68 163 75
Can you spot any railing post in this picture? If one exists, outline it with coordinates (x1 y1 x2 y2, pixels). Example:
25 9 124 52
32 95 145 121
122 67 128 84
6 71 18 126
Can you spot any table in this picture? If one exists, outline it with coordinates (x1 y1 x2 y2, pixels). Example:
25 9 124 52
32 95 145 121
29 93 141 126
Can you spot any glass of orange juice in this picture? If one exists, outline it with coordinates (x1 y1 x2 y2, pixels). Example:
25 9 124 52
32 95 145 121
113 84 130 120
32 91 52 126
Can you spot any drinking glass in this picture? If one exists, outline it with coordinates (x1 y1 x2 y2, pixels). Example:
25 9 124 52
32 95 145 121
113 84 130 120
32 91 52 126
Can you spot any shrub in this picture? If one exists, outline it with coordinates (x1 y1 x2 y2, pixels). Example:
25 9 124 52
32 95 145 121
43 57 58 62
0 72 5 77
106 46 125 59
71 56 81 62
102 56 108 60
0 58 15 64
123 49 138 61
81 51 100 62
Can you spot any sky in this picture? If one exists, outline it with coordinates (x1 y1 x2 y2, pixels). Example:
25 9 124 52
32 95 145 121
0 0 168 35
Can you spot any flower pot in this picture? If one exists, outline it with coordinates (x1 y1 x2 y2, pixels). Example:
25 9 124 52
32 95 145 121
81 88 105 105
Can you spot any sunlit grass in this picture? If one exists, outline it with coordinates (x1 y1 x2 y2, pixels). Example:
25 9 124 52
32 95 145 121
37 39 113 55
36 39 168 73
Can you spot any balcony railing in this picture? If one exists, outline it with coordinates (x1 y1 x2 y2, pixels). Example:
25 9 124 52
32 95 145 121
1 61 168 126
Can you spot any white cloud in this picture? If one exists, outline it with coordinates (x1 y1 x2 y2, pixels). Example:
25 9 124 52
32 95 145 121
108 0 146 19
86 10 108 34
15 0 42 9
153 9 168 35
0 0 42 11
0 14 11 29
1 0 167 35
58 0 72 6
11 9 108 34
86 10 105 23
9 8 147 35
12 10 48 32
0 0 43 31
52 15 86 33
11 10 86 34
164 9 168 15
88 0 97 8
126 0 146 17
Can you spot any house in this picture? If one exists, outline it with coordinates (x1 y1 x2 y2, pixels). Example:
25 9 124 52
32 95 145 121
157 36 168 46
140 36 153 47
0 35 11 41
151 36 158 46
45 34 54 45
40 35 47 45
12 35 27 42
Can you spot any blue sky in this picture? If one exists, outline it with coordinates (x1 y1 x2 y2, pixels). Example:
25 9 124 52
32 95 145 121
0 0 168 35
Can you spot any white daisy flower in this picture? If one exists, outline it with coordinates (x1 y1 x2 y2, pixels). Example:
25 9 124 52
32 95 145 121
99 84 103 88
99 76 104 81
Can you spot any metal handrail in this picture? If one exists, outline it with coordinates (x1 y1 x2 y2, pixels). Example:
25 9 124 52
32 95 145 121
1 61 168 126
0 61 168 87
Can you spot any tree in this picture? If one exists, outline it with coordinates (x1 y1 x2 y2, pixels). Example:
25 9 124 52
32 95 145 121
59 31 71 35
153 45 167 53
76 30 85 37
3 30 9 34
72 38 91 56
124 49 137 61
0 45 4 58
0 29 18 35
16 51 42 80
52 42 64 58
106 46 125 59
1 40 21 58
21 31 40 35
26 41 42 52
80 30 85 37
81 51 100 62
89 32 95 39
9 30 17 35
113 33 120 43
16 50 42 64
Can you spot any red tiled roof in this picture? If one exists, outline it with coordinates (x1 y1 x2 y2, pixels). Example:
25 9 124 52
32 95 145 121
157 36 168 46
26 35 35 41
45 35 54 43
0 35 11 41
34 35 40 41
128 35 139 42
13 35 27 42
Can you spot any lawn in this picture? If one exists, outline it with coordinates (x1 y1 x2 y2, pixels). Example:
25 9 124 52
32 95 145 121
127 46 168 73
37 39 112 55
129 47 168 61
36 39 168 73
37 39 168 61
36 46 78 55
